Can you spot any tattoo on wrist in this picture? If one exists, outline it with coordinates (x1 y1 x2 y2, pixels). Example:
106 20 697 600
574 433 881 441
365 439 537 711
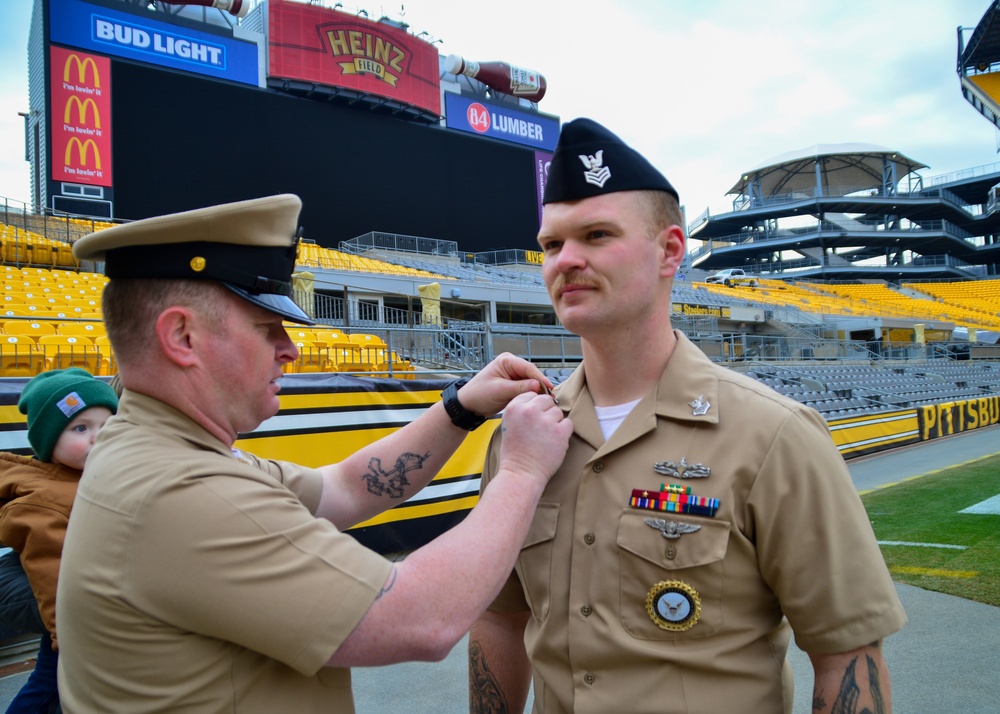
469 640 509 714
362 451 430 498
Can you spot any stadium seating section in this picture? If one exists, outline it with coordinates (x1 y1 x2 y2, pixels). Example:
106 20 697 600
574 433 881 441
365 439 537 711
0 264 414 379
692 278 1000 331
3 214 999 403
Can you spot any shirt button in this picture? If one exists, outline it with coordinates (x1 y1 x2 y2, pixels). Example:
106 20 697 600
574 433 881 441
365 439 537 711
592 462 604 473
665 546 677 559
584 532 595 545
584 673 595 686
581 605 592 617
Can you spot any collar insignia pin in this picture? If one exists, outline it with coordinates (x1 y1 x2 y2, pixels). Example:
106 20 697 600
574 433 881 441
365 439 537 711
689 395 710 416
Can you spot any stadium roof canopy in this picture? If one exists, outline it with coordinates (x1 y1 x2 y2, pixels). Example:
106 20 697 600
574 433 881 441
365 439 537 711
726 144 927 198
958 0 1000 72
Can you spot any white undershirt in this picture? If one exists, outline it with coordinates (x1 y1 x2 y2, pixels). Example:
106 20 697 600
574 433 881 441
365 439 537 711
594 398 642 440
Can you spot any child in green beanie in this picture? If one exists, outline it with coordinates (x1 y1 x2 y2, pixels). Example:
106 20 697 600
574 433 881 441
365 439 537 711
0 368 118 713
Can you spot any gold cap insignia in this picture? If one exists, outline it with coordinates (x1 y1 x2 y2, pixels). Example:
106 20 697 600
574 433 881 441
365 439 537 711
645 580 701 631
190 256 207 272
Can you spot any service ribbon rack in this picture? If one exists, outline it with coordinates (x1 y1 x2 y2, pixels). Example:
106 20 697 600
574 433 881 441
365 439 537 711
630 483 720 517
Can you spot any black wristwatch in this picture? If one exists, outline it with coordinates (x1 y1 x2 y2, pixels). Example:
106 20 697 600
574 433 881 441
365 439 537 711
441 378 487 431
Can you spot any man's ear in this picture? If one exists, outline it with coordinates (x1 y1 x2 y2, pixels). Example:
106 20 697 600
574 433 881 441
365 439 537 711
658 224 686 277
155 306 198 368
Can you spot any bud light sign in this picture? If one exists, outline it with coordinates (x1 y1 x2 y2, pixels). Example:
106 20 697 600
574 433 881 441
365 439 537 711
49 0 259 86
445 93 557 151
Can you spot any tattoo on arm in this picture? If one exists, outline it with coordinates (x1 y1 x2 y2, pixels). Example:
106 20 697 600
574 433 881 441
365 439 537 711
362 451 430 498
376 567 397 601
469 640 509 714
813 691 827 712
866 654 886 714
829 655 886 714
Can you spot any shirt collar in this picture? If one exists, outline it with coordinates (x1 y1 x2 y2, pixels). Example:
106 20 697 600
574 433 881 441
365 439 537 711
554 330 721 428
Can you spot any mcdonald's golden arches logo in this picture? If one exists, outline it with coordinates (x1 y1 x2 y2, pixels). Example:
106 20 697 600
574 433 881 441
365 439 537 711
63 53 101 87
65 137 102 170
64 96 101 128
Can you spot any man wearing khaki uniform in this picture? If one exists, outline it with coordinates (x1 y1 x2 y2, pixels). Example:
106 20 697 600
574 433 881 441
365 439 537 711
469 119 906 714
57 194 572 712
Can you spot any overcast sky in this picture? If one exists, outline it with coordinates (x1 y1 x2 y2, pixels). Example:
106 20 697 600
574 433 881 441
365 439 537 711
2 0 998 222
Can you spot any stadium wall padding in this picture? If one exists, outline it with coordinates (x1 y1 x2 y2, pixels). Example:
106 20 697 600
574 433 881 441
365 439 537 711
4 375 997 554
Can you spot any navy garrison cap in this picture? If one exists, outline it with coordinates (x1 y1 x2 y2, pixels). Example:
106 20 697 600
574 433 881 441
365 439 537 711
542 118 679 204
72 194 315 325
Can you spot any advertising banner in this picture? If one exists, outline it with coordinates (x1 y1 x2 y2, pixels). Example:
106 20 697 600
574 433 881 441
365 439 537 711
445 93 558 152
268 0 441 117
49 0 259 86
50 46 112 187
534 149 551 227
916 396 1000 441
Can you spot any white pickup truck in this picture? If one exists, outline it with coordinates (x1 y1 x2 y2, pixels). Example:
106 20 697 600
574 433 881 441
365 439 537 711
705 268 759 287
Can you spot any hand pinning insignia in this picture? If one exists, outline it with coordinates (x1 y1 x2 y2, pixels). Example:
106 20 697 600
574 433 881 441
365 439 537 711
644 518 702 540
653 457 711 479
688 395 711 416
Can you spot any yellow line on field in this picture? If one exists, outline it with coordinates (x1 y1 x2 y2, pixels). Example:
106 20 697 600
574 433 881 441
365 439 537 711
891 565 978 579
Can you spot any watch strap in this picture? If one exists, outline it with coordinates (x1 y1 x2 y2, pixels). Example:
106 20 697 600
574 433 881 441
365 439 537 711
441 378 487 431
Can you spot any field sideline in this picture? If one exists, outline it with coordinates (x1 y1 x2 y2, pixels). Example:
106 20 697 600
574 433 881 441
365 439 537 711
861 452 1000 607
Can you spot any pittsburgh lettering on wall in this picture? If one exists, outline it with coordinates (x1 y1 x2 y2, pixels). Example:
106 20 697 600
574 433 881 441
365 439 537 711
917 396 1000 440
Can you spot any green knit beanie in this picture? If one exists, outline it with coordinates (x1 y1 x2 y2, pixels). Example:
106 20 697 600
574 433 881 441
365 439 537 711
17 368 119 462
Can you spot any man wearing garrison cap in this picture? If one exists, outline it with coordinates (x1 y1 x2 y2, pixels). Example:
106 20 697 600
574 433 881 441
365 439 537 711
56 195 572 713
470 119 905 714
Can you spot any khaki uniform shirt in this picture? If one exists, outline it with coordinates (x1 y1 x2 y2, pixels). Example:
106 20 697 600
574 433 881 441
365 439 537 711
57 390 392 714
484 332 906 714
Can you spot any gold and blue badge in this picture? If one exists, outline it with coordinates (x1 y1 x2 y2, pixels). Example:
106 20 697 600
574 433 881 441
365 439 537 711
645 580 702 632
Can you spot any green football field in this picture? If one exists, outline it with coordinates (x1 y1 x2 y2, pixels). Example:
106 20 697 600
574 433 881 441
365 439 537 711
861 453 1000 607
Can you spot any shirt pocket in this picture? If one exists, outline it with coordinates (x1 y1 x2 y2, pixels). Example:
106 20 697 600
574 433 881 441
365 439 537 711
515 502 559 621
616 510 730 640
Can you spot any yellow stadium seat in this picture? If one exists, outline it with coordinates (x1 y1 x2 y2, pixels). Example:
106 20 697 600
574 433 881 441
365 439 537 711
37 334 101 373
0 336 44 377
58 321 107 338
287 328 318 344
329 346 371 373
348 333 388 365
312 329 346 346
0 306 31 318
3 321 57 341
93 335 117 376
289 341 330 373
373 353 413 379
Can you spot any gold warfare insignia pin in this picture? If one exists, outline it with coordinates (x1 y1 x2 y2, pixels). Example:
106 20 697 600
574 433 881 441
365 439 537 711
190 256 207 272
645 580 702 632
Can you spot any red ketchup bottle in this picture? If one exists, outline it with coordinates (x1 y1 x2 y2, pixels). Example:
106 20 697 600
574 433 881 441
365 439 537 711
444 54 547 102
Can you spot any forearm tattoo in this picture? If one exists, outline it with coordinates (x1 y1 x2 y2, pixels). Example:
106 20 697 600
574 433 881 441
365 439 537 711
824 654 886 714
469 640 509 714
362 451 430 498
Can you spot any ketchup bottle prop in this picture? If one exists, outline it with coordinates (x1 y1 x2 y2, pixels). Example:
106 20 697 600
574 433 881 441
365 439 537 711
443 54 547 102
158 0 247 18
